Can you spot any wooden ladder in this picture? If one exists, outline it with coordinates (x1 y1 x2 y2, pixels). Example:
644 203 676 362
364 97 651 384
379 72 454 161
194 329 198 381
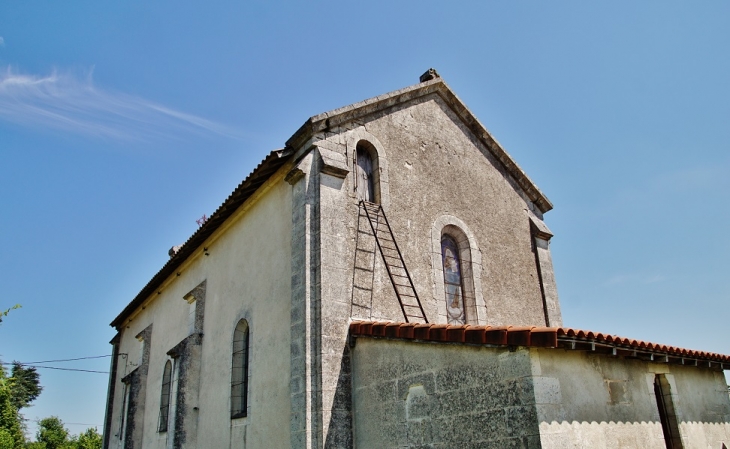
357 200 428 323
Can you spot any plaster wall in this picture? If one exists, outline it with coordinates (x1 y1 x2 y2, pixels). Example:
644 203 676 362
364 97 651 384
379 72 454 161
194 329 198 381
107 172 293 449
534 348 730 448
351 338 541 449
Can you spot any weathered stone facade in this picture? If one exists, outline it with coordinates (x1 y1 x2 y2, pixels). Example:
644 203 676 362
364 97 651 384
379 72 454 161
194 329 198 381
103 71 729 449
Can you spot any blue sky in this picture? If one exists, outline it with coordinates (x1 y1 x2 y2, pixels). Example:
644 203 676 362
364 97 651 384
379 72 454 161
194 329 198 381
1 1 729 438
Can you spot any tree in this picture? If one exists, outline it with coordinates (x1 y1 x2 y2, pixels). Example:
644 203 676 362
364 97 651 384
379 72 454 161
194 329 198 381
0 306 21 326
72 428 102 449
0 366 24 449
36 417 69 449
7 365 41 412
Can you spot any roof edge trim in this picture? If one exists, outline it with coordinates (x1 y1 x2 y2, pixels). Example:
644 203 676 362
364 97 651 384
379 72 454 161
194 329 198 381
285 77 553 213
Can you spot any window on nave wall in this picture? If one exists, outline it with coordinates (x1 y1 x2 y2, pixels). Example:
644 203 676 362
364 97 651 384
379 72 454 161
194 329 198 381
231 319 250 419
158 360 172 432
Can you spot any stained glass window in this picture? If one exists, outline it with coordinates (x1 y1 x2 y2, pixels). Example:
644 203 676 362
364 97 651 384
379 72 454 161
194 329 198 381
441 235 466 324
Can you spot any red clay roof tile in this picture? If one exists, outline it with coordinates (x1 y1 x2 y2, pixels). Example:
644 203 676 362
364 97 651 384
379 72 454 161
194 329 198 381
349 321 730 368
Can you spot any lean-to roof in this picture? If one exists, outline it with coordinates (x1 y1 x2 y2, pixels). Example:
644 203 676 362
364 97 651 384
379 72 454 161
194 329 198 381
350 321 730 370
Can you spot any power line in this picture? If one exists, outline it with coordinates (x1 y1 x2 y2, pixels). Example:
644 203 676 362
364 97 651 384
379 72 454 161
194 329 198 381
27 366 108 374
1 362 108 374
20 355 111 364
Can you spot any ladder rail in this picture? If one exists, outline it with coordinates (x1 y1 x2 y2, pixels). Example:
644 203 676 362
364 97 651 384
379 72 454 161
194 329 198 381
372 201 428 323
359 200 428 323
350 201 377 319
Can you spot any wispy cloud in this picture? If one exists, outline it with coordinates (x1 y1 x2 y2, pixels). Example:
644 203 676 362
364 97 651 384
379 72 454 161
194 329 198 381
0 66 241 141
0 37 4 46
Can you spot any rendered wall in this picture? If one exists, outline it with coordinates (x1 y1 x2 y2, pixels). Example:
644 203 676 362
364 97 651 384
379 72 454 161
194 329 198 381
351 338 542 449
106 171 293 449
534 348 730 448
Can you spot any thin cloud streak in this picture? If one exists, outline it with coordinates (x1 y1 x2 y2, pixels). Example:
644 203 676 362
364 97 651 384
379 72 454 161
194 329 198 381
0 66 242 141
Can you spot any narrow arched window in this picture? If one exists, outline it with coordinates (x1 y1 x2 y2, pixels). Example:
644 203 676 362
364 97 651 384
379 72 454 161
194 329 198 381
441 235 466 324
355 144 375 203
231 319 249 418
158 360 172 432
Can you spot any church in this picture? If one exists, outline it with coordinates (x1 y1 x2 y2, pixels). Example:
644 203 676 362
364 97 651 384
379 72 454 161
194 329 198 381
102 70 730 448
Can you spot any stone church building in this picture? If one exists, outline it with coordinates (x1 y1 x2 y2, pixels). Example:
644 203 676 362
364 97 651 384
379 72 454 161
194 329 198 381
103 70 730 448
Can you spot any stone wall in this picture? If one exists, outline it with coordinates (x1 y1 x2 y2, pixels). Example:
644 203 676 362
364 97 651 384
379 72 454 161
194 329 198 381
352 337 730 449
351 338 541 449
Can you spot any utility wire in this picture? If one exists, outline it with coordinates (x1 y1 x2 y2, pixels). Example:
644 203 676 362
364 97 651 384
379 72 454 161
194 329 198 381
21 355 111 364
1 362 108 374
24 365 108 374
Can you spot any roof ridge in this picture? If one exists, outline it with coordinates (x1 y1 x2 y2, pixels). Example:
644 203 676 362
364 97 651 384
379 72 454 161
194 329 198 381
285 76 553 213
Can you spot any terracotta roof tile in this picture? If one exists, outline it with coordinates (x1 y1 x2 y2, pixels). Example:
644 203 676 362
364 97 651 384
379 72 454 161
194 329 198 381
349 321 730 369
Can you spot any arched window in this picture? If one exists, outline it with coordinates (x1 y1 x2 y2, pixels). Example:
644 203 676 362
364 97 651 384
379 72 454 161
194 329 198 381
355 143 376 203
158 360 172 432
231 319 249 418
441 235 467 324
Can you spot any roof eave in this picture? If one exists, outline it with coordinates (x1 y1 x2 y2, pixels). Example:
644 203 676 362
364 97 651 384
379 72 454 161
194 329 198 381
110 148 293 329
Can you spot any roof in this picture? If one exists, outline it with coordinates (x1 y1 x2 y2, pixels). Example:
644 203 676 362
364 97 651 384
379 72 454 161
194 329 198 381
110 149 292 328
349 321 730 370
287 74 553 213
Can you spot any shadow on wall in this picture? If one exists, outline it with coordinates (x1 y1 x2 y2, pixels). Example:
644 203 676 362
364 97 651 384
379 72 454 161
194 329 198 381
325 344 353 449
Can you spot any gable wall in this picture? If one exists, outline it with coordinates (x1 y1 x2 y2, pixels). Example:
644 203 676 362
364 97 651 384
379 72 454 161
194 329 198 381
319 92 548 327
107 173 293 449
304 91 555 447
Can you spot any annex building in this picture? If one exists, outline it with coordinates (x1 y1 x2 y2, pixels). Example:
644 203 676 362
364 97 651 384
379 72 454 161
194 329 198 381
102 70 730 449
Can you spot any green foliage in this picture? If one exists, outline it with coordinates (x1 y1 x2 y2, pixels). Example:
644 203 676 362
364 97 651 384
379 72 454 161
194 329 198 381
7 365 41 411
0 367 24 449
27 418 100 449
0 306 21 325
71 428 101 449
23 443 44 449
36 417 68 449
0 429 18 449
